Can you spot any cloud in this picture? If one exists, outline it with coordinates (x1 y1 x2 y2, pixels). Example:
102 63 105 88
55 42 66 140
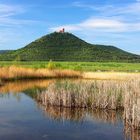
72 1 140 18
72 2 113 11
51 1 140 34
0 4 24 17
80 19 125 30
0 17 43 28
50 17 140 33
0 3 43 27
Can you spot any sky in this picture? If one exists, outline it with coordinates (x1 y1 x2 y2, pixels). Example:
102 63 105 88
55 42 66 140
0 0 140 54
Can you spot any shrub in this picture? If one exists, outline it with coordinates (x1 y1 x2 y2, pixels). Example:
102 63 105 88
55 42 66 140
47 60 56 70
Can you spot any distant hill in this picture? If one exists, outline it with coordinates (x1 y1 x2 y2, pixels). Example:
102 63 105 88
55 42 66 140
0 32 140 62
0 50 11 54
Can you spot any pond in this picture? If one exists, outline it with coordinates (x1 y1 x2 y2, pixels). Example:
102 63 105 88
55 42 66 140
0 79 139 140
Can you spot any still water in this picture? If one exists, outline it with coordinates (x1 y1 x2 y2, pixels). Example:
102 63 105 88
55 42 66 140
0 80 138 140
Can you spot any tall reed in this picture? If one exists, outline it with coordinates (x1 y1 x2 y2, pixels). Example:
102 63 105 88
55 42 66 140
123 79 140 130
37 80 125 109
36 80 140 129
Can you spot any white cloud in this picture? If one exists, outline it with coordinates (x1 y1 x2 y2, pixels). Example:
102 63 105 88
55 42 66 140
0 4 24 17
0 4 44 27
72 2 113 11
50 25 80 32
0 17 42 28
73 1 140 17
50 17 140 33
51 1 140 33
81 19 125 29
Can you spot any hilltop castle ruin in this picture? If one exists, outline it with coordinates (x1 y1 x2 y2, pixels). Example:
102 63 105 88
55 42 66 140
59 28 65 33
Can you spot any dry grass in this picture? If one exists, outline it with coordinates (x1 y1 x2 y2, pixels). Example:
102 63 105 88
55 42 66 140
0 66 140 81
36 79 140 129
123 80 140 130
37 80 125 109
83 72 140 80
0 66 81 80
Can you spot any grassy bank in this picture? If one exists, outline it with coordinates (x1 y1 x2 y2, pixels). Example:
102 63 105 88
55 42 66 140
0 61 140 72
0 66 140 81
0 66 81 80
0 65 140 81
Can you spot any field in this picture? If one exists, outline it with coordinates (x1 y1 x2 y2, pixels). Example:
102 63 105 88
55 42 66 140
0 61 140 81
0 61 140 72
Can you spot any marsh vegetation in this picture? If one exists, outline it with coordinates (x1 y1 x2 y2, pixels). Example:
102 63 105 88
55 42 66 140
35 80 140 129
0 66 81 80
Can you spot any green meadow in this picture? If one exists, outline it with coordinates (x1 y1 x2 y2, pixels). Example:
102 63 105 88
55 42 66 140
0 61 140 72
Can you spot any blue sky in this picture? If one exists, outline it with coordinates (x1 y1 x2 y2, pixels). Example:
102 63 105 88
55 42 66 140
0 0 140 54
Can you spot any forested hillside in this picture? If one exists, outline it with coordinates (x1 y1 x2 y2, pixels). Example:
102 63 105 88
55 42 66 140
0 32 139 62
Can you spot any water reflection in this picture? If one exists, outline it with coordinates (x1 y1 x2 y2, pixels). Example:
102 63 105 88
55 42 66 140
0 79 140 140
36 101 140 140
37 105 122 124
0 79 54 93
124 124 140 140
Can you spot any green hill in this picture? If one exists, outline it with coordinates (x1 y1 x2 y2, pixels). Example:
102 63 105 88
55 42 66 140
0 32 140 62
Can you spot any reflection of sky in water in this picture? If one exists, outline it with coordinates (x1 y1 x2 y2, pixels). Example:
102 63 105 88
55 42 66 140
0 80 134 140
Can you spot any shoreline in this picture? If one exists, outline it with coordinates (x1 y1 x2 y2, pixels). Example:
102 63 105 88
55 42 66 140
0 66 140 82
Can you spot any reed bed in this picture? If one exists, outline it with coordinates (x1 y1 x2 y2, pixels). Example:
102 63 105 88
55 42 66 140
123 80 140 130
36 80 140 129
0 66 81 80
37 80 125 109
